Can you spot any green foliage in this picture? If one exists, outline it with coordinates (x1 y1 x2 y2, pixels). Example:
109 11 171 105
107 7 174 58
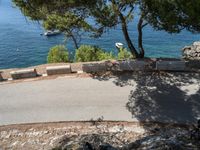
14 0 200 59
13 0 98 49
47 45 69 63
117 48 133 60
99 52 116 60
141 0 200 33
75 45 115 62
43 13 93 49
13 0 140 57
13 0 96 20
44 13 91 32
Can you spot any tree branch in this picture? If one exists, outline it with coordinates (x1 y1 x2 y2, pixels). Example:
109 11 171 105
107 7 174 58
142 23 148 28
125 6 134 20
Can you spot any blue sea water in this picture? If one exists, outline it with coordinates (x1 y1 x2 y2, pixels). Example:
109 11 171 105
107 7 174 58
0 0 200 69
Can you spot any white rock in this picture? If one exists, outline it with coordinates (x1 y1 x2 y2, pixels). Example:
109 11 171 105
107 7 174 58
182 41 200 60
193 41 200 46
11 141 19 146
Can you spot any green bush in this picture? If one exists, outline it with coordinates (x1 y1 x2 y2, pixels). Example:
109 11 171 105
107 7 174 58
99 51 115 60
117 48 133 60
75 45 115 62
47 45 69 63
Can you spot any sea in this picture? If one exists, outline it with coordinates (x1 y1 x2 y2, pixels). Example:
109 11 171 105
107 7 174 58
0 0 200 69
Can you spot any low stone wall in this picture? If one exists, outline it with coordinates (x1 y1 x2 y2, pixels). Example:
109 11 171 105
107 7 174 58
156 60 186 71
46 65 71 76
82 62 107 73
81 59 189 72
186 60 200 69
10 69 37 80
118 59 155 71
0 59 198 82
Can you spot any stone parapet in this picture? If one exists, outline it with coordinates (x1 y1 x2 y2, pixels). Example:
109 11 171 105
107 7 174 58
156 60 186 71
82 63 107 73
118 59 156 71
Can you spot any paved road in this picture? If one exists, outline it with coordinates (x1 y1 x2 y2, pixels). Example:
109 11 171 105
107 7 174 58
0 76 134 125
0 73 200 126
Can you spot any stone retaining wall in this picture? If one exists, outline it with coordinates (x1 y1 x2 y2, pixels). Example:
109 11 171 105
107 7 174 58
156 60 186 71
118 60 155 71
82 59 188 72
82 62 107 73
186 60 200 69
0 59 198 82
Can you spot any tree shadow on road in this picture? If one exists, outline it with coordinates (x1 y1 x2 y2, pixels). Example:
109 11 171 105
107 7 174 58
91 71 200 126
94 72 200 124
125 72 200 124
92 71 200 124
87 72 200 149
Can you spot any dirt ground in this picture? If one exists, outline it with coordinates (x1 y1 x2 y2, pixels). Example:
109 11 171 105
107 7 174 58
0 121 199 150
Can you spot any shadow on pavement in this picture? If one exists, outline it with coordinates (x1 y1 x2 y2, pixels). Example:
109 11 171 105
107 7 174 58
125 72 200 124
52 72 200 150
93 72 200 124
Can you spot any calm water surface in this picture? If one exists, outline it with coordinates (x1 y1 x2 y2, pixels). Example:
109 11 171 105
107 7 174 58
0 0 200 69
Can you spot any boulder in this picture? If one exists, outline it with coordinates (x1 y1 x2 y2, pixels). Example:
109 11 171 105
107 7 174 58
182 41 200 60
46 65 71 76
193 41 200 46
10 69 37 80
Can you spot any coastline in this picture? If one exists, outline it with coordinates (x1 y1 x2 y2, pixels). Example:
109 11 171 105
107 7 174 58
1 1 200 70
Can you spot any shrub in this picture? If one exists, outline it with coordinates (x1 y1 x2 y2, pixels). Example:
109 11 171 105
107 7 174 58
117 48 133 60
99 52 116 60
47 45 69 63
75 45 115 62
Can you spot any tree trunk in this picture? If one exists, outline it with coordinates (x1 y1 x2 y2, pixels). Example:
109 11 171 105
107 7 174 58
137 16 145 58
65 31 79 49
119 13 139 58
71 33 79 49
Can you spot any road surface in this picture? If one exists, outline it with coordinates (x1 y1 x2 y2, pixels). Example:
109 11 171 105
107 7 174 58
0 73 200 125
0 76 134 125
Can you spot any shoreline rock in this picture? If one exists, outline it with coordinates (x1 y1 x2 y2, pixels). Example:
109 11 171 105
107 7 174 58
182 41 200 60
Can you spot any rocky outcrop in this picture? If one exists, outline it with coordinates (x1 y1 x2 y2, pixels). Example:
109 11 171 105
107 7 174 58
182 41 200 60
